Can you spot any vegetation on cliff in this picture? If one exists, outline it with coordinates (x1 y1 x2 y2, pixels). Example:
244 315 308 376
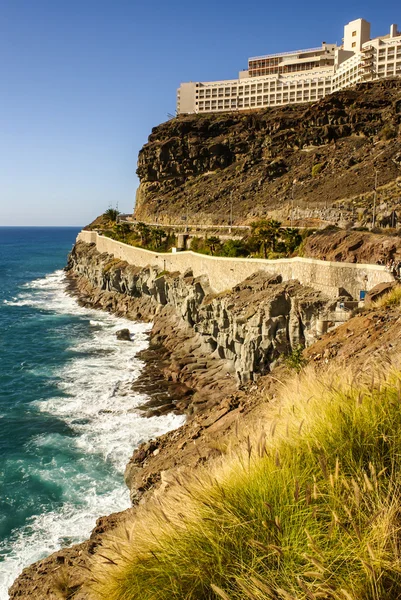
88 360 401 600
10 80 401 596
91 216 305 259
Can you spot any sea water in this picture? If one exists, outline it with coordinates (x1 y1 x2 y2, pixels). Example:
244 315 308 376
0 227 184 598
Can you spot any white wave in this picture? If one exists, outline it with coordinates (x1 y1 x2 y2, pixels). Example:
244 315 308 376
0 486 129 597
89 319 105 327
0 270 186 599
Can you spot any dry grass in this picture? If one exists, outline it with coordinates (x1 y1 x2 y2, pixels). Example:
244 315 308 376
373 285 401 308
87 362 401 600
52 566 76 599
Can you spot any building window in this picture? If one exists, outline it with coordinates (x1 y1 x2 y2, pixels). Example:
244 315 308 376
352 31 357 37
352 42 356 48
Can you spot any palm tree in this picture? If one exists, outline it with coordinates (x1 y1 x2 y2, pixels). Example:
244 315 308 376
115 222 131 241
150 227 166 250
205 236 222 256
104 208 120 223
282 228 302 254
250 219 282 258
135 222 151 246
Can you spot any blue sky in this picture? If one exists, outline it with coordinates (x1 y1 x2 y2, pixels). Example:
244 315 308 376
0 0 399 226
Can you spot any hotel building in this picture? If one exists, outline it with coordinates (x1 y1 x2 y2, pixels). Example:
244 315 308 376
177 18 401 115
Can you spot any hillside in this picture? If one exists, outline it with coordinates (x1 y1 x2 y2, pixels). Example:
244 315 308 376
9 236 401 598
302 228 401 263
8 78 401 600
11 279 401 599
135 79 401 228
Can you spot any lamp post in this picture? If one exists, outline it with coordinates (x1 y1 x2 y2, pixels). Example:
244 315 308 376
291 179 297 227
229 190 233 233
185 195 189 232
372 169 378 229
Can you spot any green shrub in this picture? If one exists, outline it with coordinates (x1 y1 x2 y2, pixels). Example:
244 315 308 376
284 344 307 372
103 208 120 222
311 163 324 177
88 364 401 600
220 239 249 257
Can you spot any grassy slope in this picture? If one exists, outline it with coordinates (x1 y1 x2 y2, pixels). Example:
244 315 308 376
87 354 401 600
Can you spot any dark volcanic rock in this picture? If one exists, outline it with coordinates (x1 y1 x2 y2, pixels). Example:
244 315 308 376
364 281 398 306
67 240 334 384
134 79 401 226
116 328 131 341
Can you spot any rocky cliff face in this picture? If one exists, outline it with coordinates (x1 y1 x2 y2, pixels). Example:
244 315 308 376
303 228 401 264
13 234 331 599
9 241 331 599
67 241 332 385
135 79 401 226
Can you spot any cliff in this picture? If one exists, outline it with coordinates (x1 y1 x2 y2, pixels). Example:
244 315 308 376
8 239 332 599
135 79 401 226
67 240 332 386
63 241 337 513
302 227 401 263
10 240 401 599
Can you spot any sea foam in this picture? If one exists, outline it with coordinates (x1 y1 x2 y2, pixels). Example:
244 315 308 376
0 270 185 598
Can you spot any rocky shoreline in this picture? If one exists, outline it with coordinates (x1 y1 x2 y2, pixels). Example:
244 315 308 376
9 240 334 599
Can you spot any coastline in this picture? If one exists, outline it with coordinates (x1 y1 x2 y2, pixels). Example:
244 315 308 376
9 245 243 598
9 237 331 598
65 273 194 418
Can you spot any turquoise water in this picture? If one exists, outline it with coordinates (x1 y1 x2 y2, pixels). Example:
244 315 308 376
0 227 184 598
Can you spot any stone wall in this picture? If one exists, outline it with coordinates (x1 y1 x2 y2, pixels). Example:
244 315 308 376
67 241 332 384
77 230 393 299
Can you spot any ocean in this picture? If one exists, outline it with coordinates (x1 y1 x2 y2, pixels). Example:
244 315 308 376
0 227 184 598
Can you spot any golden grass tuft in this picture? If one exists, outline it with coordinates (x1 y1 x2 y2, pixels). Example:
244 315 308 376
373 285 401 308
87 363 401 600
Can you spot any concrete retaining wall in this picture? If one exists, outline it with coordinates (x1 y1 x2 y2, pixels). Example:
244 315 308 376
77 230 393 299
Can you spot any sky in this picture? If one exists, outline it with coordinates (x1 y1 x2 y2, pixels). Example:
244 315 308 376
0 0 400 226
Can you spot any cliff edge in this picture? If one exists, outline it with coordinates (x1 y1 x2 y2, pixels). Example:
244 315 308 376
135 79 401 227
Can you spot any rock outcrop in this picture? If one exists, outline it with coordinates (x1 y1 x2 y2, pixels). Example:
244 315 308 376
134 79 401 226
116 328 131 340
67 241 333 385
9 240 333 599
303 227 401 264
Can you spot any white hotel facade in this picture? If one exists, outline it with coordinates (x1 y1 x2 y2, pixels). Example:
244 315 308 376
177 19 401 115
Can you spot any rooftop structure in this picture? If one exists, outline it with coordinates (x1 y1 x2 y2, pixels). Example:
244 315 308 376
177 18 401 115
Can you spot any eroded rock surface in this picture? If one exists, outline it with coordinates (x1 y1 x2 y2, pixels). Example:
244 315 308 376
67 241 333 385
10 240 333 598
134 79 401 226
303 228 401 264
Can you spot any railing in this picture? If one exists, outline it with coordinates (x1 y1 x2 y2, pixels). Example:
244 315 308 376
249 46 326 61
118 216 251 231
77 230 394 299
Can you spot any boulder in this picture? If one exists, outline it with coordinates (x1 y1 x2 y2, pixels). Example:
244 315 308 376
116 328 131 341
